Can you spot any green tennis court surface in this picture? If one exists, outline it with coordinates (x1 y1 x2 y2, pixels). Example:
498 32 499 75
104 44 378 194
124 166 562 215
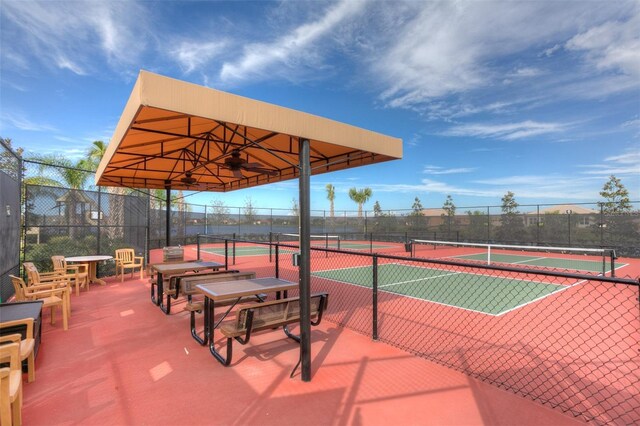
201 246 271 256
449 252 611 273
312 263 569 315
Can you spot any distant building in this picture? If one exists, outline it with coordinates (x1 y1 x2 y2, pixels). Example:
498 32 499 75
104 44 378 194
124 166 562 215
525 205 599 227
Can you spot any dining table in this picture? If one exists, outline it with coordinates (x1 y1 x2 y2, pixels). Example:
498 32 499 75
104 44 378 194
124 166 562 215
65 255 113 286
150 260 223 313
195 278 297 359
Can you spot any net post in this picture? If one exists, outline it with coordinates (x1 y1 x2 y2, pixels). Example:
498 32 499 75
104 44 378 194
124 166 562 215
372 254 378 340
325 232 329 258
269 232 273 263
610 250 616 277
232 233 236 265
196 234 201 260
487 245 491 265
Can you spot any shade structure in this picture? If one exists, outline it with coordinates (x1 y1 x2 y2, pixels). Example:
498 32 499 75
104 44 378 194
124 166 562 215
95 70 402 191
95 70 402 381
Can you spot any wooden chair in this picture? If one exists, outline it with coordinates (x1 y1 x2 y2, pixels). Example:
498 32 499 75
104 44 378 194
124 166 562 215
0 325 36 383
10 275 68 331
23 262 71 317
51 256 88 296
115 249 144 282
0 342 22 426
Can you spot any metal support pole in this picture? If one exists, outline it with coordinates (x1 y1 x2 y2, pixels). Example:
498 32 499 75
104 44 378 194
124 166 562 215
298 137 312 381
373 255 378 340
145 190 150 264
97 186 102 255
166 188 171 247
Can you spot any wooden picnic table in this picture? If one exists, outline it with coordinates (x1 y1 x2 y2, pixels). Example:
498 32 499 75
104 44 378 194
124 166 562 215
196 278 297 363
150 260 223 314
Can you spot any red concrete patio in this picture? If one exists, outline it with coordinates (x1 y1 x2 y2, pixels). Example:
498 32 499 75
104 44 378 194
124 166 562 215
20 267 585 425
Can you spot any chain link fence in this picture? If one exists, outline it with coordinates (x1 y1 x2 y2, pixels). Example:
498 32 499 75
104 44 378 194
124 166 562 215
0 140 21 302
198 237 639 425
6 159 639 293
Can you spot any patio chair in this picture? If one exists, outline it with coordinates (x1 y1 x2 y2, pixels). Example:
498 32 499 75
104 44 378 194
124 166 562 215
51 255 89 296
10 275 68 331
0 326 35 383
0 342 22 426
115 249 144 282
23 262 72 317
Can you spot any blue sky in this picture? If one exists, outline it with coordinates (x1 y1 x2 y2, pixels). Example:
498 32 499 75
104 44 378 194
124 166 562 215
1 0 639 213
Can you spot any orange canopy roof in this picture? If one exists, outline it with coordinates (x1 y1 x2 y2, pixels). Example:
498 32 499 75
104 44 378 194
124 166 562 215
95 70 402 191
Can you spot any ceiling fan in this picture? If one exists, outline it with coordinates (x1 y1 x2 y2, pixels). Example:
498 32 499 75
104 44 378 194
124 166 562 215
221 149 278 178
180 171 197 185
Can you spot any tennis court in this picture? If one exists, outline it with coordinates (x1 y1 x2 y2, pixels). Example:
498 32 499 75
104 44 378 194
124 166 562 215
200 245 271 257
312 263 574 315
338 241 397 250
199 239 396 257
450 252 615 273
411 239 622 275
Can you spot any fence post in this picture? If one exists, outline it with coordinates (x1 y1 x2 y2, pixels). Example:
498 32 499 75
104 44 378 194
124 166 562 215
97 186 102 256
204 205 208 235
232 233 236 265
275 244 280 279
487 206 491 243
372 255 378 340
224 239 229 270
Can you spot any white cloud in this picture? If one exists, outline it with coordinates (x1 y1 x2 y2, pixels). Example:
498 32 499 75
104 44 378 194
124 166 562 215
579 148 640 178
605 150 640 165
370 2 637 115
170 41 227 74
0 112 57 132
565 15 640 78
219 0 366 83
424 166 476 175
442 120 568 140
1 1 148 75
621 117 640 131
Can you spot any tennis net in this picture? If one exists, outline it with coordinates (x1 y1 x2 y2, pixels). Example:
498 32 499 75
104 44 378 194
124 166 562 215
276 233 341 250
410 239 617 276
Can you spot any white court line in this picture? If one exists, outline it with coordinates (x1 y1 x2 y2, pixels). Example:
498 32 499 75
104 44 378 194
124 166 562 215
496 279 586 317
314 262 575 316
378 272 463 288
512 256 547 264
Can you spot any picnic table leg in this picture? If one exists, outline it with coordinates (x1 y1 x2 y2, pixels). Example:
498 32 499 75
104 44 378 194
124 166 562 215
207 298 233 366
151 272 162 305
191 296 208 346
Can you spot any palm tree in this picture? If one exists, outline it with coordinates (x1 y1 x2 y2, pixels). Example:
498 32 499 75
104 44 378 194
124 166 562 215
348 187 372 218
326 184 335 218
25 154 94 238
87 140 108 170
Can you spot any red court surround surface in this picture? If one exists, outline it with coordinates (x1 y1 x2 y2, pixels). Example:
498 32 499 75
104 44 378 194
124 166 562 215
18 248 594 425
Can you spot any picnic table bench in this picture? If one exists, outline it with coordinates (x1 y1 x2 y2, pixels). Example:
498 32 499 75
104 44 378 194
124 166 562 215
215 292 328 366
161 270 245 314
178 271 261 345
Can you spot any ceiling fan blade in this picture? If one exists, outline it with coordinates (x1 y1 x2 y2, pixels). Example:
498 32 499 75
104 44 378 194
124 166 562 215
243 162 264 169
232 169 244 179
247 167 279 176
